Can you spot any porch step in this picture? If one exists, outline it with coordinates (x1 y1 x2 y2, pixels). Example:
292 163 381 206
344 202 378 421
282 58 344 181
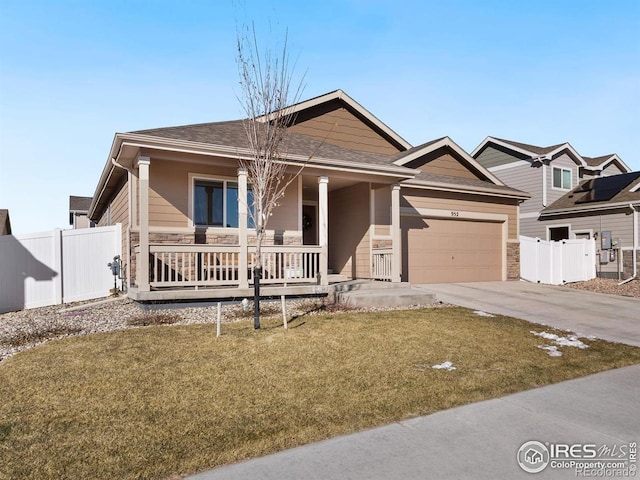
334 280 435 308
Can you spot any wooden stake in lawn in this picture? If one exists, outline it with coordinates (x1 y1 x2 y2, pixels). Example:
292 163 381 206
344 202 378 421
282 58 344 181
236 23 305 329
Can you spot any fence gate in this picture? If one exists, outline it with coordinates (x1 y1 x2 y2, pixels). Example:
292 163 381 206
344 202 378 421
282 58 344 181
0 224 121 313
520 235 596 285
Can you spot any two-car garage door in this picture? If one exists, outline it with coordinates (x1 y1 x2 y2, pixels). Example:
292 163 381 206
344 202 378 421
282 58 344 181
402 216 503 283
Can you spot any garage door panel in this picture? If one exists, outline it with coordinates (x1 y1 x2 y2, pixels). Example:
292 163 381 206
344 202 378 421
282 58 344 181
403 217 502 283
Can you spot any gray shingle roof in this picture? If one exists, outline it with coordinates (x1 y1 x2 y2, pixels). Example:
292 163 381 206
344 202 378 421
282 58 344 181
493 138 566 156
132 120 398 167
543 171 640 212
582 155 614 167
69 196 93 212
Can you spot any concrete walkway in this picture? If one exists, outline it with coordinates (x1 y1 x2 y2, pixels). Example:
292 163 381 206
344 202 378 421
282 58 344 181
187 364 640 480
417 281 640 347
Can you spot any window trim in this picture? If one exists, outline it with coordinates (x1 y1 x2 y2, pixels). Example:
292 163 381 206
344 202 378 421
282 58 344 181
546 224 571 241
188 173 254 230
552 166 572 190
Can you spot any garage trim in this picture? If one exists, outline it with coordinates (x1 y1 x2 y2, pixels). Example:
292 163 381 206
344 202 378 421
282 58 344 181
400 207 508 281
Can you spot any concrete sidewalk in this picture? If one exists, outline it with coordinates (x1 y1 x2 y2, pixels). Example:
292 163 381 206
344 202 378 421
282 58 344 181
418 281 640 347
187 365 640 479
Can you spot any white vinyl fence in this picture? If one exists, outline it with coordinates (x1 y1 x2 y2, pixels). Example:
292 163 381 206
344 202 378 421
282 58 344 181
520 235 596 285
0 224 121 313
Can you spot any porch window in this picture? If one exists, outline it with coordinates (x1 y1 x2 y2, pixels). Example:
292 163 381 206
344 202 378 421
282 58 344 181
552 167 571 190
194 179 254 228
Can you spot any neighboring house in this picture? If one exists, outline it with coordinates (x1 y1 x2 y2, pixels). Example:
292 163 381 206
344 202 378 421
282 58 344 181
0 209 11 235
88 89 529 301
539 171 640 279
472 137 631 240
69 196 95 229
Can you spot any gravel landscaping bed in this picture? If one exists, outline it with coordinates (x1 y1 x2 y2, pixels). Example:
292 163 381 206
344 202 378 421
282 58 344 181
0 295 447 362
564 277 640 298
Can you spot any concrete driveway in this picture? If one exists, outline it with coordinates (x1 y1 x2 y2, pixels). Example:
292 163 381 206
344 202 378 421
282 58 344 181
416 281 640 347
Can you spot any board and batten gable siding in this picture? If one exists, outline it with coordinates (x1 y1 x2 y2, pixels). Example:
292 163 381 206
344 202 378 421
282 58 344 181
289 102 402 155
328 182 371 278
401 189 519 240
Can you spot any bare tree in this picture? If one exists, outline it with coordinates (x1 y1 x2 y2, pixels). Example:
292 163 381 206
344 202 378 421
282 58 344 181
236 23 305 329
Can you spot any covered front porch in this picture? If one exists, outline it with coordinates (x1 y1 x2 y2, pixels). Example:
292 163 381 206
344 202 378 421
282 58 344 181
128 156 403 301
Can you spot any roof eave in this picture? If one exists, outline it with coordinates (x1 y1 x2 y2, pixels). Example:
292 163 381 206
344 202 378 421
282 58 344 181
540 200 640 217
394 136 506 187
401 178 530 200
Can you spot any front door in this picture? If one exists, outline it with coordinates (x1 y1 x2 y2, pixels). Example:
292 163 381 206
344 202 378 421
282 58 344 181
302 204 318 245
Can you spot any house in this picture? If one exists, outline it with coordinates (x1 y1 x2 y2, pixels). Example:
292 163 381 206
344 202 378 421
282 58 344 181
88 90 529 301
539 171 640 279
69 196 95 229
472 137 631 240
0 209 11 235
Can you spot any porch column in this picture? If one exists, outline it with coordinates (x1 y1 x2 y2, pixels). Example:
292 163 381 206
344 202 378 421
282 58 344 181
391 184 401 283
137 156 151 292
318 176 329 286
237 167 249 289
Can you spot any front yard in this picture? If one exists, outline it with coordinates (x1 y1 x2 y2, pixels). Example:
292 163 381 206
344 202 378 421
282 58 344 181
1 306 639 480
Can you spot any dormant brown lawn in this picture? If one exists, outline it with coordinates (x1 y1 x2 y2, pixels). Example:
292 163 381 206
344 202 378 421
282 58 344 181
1 307 639 480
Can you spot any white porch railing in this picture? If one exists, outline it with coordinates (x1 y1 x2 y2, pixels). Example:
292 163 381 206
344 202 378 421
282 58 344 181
138 244 322 289
250 246 322 284
372 247 393 281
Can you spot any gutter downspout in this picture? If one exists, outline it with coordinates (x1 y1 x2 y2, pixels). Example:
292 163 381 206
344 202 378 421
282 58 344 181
111 157 135 292
542 162 547 207
619 203 638 285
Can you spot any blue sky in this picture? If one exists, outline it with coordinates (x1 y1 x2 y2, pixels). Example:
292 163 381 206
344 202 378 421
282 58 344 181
1 0 638 234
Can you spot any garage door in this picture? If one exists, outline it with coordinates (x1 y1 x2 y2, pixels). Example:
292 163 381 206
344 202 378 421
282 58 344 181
402 216 502 283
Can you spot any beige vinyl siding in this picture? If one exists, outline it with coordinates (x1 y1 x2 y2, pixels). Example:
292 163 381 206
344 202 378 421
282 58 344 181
269 179 298 231
328 183 371 278
97 179 128 228
289 105 401 155
475 145 527 169
418 153 480 180
401 189 519 240
145 159 300 232
373 185 391 237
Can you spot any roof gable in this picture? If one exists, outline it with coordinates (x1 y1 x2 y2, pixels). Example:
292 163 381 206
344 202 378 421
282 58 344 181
394 137 503 186
472 136 583 166
265 90 411 153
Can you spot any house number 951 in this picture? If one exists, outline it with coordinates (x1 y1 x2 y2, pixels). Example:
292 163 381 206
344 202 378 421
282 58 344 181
450 211 459 217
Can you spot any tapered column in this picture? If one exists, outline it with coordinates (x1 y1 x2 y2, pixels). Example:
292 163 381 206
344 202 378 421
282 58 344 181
318 176 329 286
391 184 401 283
237 167 249 289
137 156 151 292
